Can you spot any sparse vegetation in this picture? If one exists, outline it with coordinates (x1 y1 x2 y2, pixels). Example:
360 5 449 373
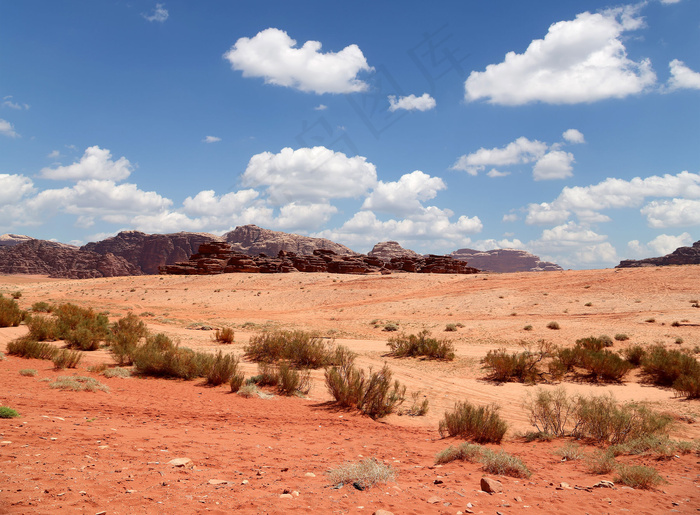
52 348 83 369
585 449 616 474
31 301 53 313
49 376 109 393
102 367 132 378
245 329 344 368
206 351 242 386
615 464 664 489
0 295 26 328
7 337 58 360
435 443 530 478
615 333 630 341
444 323 458 332
553 338 632 382
482 340 556 383
438 400 508 443
214 327 235 344
107 313 149 365
328 458 395 489
399 391 429 416
622 345 646 366
524 387 574 438
555 442 584 461
19 369 37 377
546 321 560 330
387 330 455 360
132 334 214 380
641 345 700 398
0 406 20 418
383 323 399 332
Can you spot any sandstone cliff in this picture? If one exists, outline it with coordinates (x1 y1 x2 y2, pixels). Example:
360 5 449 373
0 234 34 248
450 248 562 273
223 225 356 257
368 241 422 261
617 241 700 268
82 231 223 274
0 240 140 279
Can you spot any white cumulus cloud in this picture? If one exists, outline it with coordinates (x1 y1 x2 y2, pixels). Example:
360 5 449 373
452 137 547 175
667 59 700 91
641 198 700 228
362 171 446 216
387 93 436 112
40 146 133 181
242 146 377 205
628 232 692 258
562 129 585 144
143 3 168 23
0 174 35 205
464 7 655 105
533 150 575 181
203 136 222 143
0 119 19 138
224 28 373 94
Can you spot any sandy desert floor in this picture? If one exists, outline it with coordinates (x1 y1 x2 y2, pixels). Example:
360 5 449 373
1 266 699 514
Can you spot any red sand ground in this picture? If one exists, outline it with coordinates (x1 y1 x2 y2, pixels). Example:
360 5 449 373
1 267 700 513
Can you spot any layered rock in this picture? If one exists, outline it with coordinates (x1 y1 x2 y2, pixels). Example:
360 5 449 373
160 242 479 276
368 241 421 261
0 234 34 248
450 248 562 273
0 240 140 279
82 231 223 274
617 241 700 268
223 225 356 257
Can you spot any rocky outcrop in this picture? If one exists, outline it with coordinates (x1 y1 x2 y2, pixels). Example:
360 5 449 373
450 248 562 273
0 240 140 279
223 225 356 257
82 231 223 274
0 234 34 248
160 242 480 276
368 241 422 261
616 241 700 268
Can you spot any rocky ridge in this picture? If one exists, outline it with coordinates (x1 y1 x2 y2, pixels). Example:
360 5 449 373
224 225 356 257
450 248 562 273
0 234 35 247
0 239 140 279
368 241 422 261
160 241 479 275
616 240 700 268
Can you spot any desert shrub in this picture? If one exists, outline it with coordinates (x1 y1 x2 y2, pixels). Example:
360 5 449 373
88 363 108 374
328 458 395 489
546 321 560 330
133 335 213 380
438 400 507 443
49 376 109 392
26 315 59 341
52 349 82 369
435 442 484 465
325 362 405 419
387 330 455 360
229 369 245 392
383 323 399 332
31 301 53 313
524 387 575 438
609 434 696 458
585 449 616 474
434 443 530 478
11 291 21 299
575 335 613 351
214 327 235 343
52 303 109 351
615 464 664 489
556 442 585 461
0 406 20 418
573 395 672 445
400 391 429 416
7 337 58 360
19 369 37 377
673 374 700 399
206 351 241 386
554 341 632 382
622 345 646 367
523 325 533 331
0 295 25 327
107 313 148 364
615 333 630 342
641 345 700 398
482 341 556 383
245 330 337 368
276 362 311 396
236 383 259 397
251 362 280 387
445 323 458 332
0 351 4 360
102 367 132 378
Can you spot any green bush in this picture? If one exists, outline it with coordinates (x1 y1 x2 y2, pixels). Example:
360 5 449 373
245 330 339 368
0 406 20 418
132 335 214 380
614 333 630 342
546 321 560 330
229 370 245 393
434 443 530 478
615 464 664 489
524 387 575 438
52 349 83 369
435 442 484 464
26 314 59 341
51 303 109 351
387 330 455 360
400 391 429 416
276 362 311 396
49 376 109 392
641 345 700 398
214 327 235 343
575 335 613 351
107 313 148 365
0 295 25 327
585 449 616 474
554 342 632 382
609 434 696 458
206 351 242 386
7 337 58 360
19 369 37 377
445 323 458 332
622 345 646 367
102 367 132 378
438 401 507 443
482 341 556 383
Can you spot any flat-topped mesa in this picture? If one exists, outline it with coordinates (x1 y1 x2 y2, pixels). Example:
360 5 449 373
160 242 480 276
616 240 700 268
450 248 562 273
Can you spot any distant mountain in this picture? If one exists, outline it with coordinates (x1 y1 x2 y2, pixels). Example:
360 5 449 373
223 225 356 257
450 248 562 273
0 239 139 278
82 231 223 274
368 241 421 261
0 234 34 247
617 240 700 268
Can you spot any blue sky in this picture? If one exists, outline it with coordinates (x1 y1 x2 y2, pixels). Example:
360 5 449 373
1 0 698 268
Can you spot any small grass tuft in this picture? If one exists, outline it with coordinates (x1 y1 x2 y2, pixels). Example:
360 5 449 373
615 464 664 489
49 376 109 393
546 321 560 330
0 406 20 418
19 369 37 377
328 458 395 489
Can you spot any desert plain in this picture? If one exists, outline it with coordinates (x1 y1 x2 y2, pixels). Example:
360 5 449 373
1 265 699 514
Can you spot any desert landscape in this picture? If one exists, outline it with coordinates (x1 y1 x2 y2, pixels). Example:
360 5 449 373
1 265 699 514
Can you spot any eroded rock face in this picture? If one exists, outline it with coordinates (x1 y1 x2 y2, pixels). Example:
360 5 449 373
0 240 140 278
0 234 34 248
160 242 480 276
82 231 223 274
617 241 700 268
450 248 562 273
368 241 421 261
224 225 356 257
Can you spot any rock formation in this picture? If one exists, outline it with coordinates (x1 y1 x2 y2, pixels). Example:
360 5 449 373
368 241 422 261
0 240 140 279
160 241 480 276
616 240 700 268
223 225 356 257
82 231 223 274
0 234 34 248
450 248 562 273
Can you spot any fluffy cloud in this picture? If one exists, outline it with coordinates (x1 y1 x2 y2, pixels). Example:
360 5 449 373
525 202 571 225
242 146 377 205
533 150 575 181
0 174 35 205
641 198 700 228
224 28 372 94
628 232 692 258
562 129 585 144
143 3 168 23
464 7 655 105
203 136 221 143
2 96 29 110
40 146 133 181
487 169 510 178
473 238 525 250
275 202 338 230
182 189 260 217
539 221 607 246
452 137 547 175
387 93 436 112
667 59 700 91
0 119 18 138
362 171 446 216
